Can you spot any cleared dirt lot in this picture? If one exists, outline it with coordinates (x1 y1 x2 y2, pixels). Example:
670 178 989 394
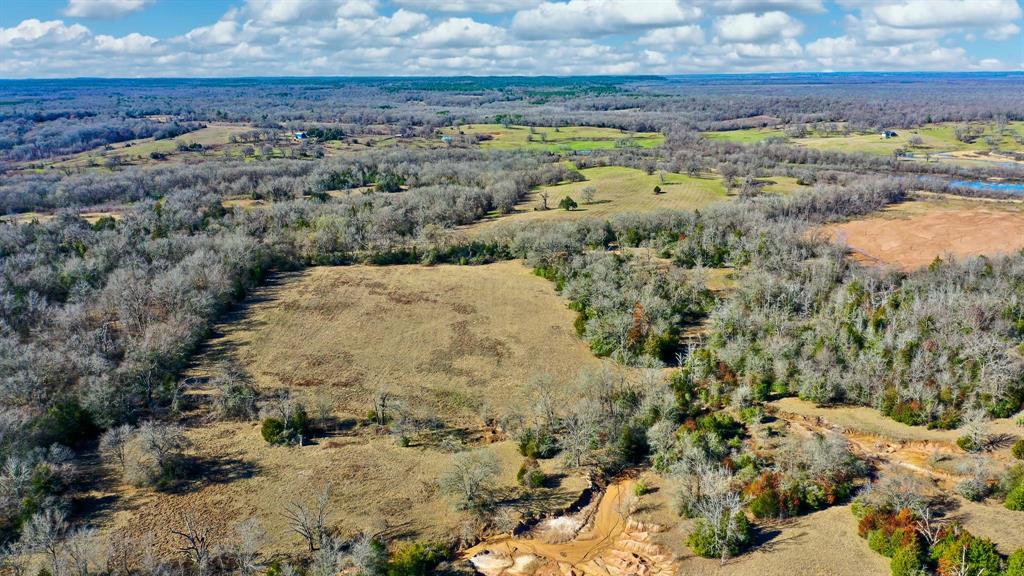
822 198 1024 270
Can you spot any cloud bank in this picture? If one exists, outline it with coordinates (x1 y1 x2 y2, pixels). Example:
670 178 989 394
1 0 1020 77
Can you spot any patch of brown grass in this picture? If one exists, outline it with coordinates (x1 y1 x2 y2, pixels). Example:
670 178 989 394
97 261 597 554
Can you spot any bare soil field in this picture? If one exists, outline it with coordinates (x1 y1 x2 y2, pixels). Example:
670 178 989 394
92 261 600 553
822 198 1024 270
480 470 891 576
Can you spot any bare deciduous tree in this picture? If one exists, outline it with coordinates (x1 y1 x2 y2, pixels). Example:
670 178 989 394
559 400 599 469
99 424 133 471
171 513 212 576
283 485 331 552
439 449 501 513
348 533 387 576
21 508 68 574
230 517 265 576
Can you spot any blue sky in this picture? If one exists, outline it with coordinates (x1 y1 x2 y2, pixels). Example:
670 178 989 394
1 0 1021 77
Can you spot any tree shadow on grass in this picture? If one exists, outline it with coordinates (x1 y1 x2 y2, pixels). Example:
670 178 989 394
748 525 798 554
161 454 261 494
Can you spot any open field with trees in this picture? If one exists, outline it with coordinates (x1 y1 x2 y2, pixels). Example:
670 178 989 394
470 165 730 231
1 74 1023 576
439 124 664 151
708 121 1024 160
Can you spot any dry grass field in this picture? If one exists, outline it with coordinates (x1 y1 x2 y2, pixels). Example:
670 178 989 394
93 261 601 553
202 261 602 422
821 197 1024 270
39 123 253 169
629 473 890 576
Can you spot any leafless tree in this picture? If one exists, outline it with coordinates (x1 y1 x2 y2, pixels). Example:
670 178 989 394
63 527 98 576
171 512 212 576
348 533 387 576
99 424 133 471
523 374 559 431
961 408 989 451
371 389 395 426
559 400 599 469
581 186 596 204
910 498 945 546
439 449 501 513
283 485 331 552
230 517 265 576
309 535 344 576
21 508 68 574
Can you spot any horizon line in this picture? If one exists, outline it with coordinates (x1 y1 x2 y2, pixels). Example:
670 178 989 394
2 70 1023 82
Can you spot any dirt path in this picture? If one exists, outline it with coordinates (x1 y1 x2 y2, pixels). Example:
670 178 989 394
464 479 675 576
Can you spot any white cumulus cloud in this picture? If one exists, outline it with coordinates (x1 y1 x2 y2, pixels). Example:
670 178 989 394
869 0 1022 29
63 0 155 19
94 32 158 53
415 17 506 48
512 0 701 39
714 11 803 42
637 25 705 47
0 19 90 47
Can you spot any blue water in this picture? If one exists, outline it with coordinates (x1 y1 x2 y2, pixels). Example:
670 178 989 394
949 180 1024 194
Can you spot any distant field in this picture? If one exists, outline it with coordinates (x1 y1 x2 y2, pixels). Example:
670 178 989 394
821 197 1024 270
706 122 1024 158
100 261 598 553
44 123 253 169
704 127 786 143
472 165 728 232
440 124 663 151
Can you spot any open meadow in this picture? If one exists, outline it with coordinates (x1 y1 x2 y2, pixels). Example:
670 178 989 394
470 165 729 233
439 124 664 151
92 261 600 554
706 122 1024 161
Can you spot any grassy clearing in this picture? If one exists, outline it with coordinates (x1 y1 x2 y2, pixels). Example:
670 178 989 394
43 123 253 169
705 122 1024 158
704 127 786 143
471 165 728 232
820 197 1024 271
440 124 663 151
798 122 1024 156
631 472 889 576
201 261 602 423
759 176 806 195
98 261 598 553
